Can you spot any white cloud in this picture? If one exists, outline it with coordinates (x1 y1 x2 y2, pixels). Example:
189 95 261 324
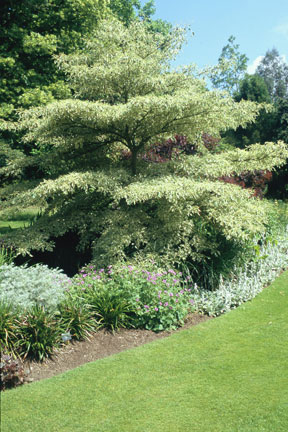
247 56 264 74
274 22 288 38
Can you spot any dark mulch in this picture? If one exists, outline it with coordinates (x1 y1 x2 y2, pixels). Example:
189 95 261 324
25 313 212 383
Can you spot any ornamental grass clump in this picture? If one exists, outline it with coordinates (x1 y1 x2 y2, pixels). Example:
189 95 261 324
0 301 20 355
71 263 196 331
57 298 96 340
16 305 61 361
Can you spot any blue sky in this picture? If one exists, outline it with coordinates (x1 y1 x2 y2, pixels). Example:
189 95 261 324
144 0 288 72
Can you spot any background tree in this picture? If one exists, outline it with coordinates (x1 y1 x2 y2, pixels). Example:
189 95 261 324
0 0 171 179
224 74 276 148
256 48 288 101
0 0 170 119
1 19 287 285
0 0 109 118
211 35 248 95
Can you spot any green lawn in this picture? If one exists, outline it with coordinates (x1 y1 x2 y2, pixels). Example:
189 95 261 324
0 206 39 235
2 271 288 432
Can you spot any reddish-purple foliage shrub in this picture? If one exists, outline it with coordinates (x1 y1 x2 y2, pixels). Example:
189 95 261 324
220 170 273 198
0 353 27 391
141 134 219 163
121 134 220 164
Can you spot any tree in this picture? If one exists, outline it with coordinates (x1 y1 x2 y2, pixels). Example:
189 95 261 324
0 0 170 163
211 35 248 95
0 0 110 118
256 48 288 101
0 0 170 118
234 74 271 103
225 74 276 148
1 19 287 283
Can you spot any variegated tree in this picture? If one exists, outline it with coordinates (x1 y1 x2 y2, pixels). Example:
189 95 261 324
1 19 287 284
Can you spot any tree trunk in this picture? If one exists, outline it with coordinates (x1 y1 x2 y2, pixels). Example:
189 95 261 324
131 148 138 175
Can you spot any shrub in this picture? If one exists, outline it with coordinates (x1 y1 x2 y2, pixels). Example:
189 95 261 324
72 262 196 331
220 170 272 198
0 263 71 310
191 225 288 316
0 353 27 391
16 305 61 360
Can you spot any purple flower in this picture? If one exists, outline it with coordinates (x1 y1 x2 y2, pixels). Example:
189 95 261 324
144 305 149 309
136 298 139 302
168 269 176 275
190 299 194 304
175 299 179 303
162 280 167 284
169 306 173 309
169 292 173 297
154 307 159 311
159 302 162 306
108 265 112 269
83 274 87 278
173 279 179 284
99 269 104 273
164 302 169 307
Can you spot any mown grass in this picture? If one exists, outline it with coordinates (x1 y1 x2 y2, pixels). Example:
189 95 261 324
0 206 40 235
2 271 288 432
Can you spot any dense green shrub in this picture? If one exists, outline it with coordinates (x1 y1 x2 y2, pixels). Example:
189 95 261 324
71 262 196 331
191 221 288 316
0 264 70 310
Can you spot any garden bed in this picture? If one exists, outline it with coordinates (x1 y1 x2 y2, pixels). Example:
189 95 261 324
25 313 211 383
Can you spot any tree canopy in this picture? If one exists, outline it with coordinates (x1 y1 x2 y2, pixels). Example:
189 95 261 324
211 35 248 95
1 19 287 280
256 48 288 101
0 0 170 119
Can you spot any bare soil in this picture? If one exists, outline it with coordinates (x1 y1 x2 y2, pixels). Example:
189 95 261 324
25 313 212 383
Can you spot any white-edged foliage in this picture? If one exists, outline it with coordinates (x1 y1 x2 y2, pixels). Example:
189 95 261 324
191 226 288 316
